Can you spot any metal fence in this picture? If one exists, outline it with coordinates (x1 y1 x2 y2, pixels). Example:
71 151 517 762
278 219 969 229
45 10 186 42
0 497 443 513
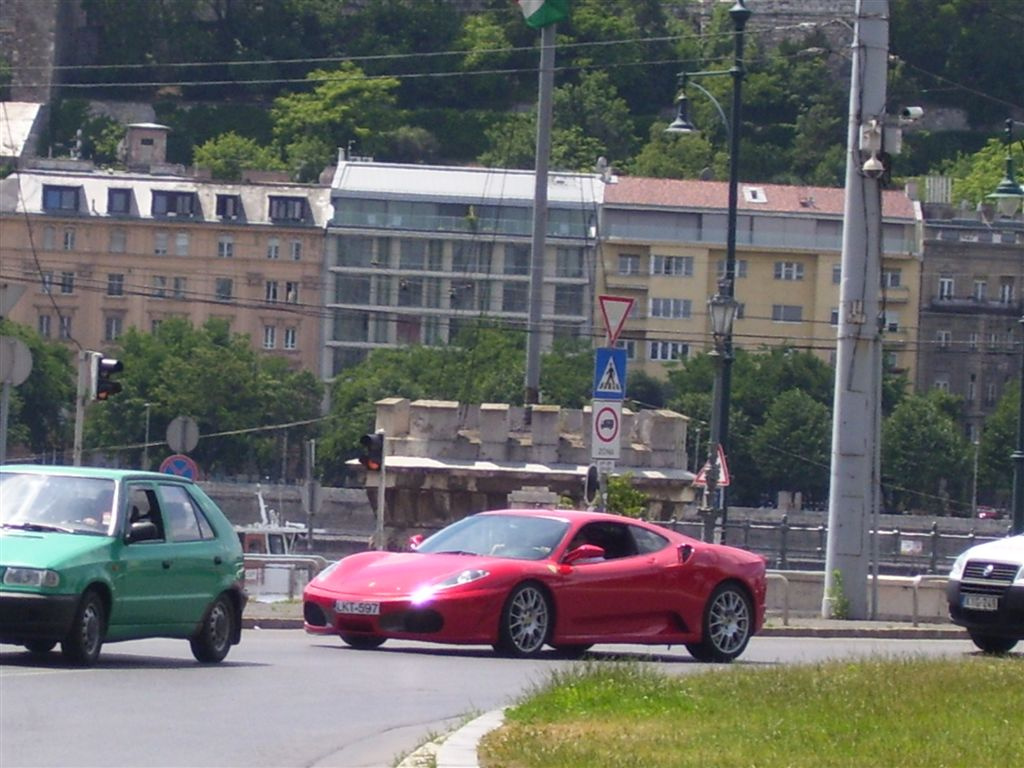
660 516 1010 576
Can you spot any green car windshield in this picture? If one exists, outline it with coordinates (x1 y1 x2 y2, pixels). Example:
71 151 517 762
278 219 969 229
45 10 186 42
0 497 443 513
0 472 117 535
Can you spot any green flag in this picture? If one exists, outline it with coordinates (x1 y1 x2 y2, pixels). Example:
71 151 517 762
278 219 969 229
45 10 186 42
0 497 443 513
517 0 568 29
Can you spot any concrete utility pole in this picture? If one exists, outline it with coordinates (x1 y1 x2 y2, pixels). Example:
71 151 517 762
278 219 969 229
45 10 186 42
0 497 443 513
823 0 890 620
524 22 556 406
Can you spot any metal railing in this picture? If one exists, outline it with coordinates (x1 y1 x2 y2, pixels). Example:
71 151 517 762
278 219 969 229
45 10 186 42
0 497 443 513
243 554 329 601
660 516 1009 576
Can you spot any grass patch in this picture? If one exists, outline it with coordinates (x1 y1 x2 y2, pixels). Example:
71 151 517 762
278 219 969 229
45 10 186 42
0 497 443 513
478 656 1023 768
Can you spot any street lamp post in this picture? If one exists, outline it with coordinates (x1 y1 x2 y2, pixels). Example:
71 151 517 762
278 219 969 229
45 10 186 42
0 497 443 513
142 402 152 471
986 118 1024 535
667 0 750 542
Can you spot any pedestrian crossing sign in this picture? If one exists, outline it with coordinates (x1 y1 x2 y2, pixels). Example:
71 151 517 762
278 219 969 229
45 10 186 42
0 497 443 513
593 348 627 400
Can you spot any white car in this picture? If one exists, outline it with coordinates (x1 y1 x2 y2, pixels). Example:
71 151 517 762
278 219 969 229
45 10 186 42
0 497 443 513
946 534 1024 653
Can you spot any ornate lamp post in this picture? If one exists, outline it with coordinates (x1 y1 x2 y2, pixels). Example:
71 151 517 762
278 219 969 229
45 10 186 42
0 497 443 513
667 0 750 542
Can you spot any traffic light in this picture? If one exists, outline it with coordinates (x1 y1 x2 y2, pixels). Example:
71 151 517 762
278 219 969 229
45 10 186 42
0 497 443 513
584 464 599 505
358 431 384 471
89 352 123 401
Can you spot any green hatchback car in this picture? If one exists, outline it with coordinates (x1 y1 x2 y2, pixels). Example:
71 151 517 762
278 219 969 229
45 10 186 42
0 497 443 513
0 465 247 665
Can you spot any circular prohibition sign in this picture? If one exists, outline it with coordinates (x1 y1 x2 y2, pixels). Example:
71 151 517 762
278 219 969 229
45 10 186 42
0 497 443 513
594 405 620 444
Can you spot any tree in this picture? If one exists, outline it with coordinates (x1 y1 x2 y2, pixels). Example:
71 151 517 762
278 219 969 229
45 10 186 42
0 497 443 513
0 320 74 458
605 472 649 519
85 318 323 478
750 390 831 506
270 62 401 180
881 391 973 515
976 381 1019 508
942 135 1024 208
193 132 285 180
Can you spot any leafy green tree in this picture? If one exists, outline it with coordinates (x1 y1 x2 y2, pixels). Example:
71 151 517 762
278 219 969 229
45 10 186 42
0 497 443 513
750 390 831 506
0 320 75 457
976 381 1018 509
85 318 322 478
538 338 593 409
193 132 285 180
270 62 401 180
942 135 1024 208
881 390 973 515
605 472 649 518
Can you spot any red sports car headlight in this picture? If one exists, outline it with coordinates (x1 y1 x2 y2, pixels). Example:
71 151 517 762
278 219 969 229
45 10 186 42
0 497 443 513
411 568 490 605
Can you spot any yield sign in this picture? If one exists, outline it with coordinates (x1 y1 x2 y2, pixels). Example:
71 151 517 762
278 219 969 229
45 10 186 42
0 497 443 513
598 295 635 346
692 445 731 487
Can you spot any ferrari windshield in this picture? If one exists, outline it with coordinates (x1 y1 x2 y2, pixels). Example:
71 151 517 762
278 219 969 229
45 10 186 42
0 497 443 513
417 513 570 561
0 472 117 535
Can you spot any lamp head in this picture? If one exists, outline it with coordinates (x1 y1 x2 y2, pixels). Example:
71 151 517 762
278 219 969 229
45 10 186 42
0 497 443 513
666 93 698 135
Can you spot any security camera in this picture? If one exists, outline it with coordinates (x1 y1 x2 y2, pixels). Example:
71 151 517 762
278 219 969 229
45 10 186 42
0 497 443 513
862 153 885 179
899 106 924 122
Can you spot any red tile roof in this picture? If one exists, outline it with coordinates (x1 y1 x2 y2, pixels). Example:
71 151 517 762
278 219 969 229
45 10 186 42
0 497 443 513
603 176 916 219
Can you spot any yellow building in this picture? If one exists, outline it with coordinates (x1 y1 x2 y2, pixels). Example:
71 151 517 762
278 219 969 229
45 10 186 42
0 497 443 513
0 159 330 371
598 177 921 380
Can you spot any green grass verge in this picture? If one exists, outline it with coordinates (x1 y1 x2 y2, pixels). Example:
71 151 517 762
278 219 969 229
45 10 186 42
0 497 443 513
478 656 1022 768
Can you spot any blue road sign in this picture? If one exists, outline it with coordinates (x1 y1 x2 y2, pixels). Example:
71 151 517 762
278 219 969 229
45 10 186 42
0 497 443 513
593 348 627 400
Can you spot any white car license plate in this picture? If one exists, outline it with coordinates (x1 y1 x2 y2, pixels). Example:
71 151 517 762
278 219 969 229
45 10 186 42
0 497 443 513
336 600 380 615
962 594 998 611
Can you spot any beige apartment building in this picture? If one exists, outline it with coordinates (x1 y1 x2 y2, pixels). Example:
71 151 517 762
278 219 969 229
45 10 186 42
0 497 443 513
0 134 329 372
599 177 922 380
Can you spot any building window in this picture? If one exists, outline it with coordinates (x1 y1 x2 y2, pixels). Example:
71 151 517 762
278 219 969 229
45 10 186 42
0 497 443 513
618 253 641 276
154 231 169 255
151 319 162 334
175 231 189 257
615 339 636 359
43 185 79 212
554 285 584 315
40 271 53 294
215 278 233 302
830 307 839 326
649 341 688 361
59 316 72 340
108 188 132 215
650 298 691 319
555 247 584 278
216 194 242 219
284 327 297 350
265 281 279 302
107 274 124 297
109 228 127 253
934 376 950 393
985 383 997 405
774 261 804 281
285 282 299 303
505 244 530 275
988 333 999 349
60 272 75 294
972 280 987 301
883 269 902 288
771 304 802 322
937 330 952 349
43 225 56 250
217 235 234 258
502 282 528 313
152 190 197 217
717 259 748 279
884 311 899 333
651 255 693 277
172 276 187 299
968 332 979 350
967 378 976 403
63 228 76 251
263 326 277 349
832 264 842 284
938 276 954 300
38 315 51 338
104 315 122 342
999 278 1015 304
269 196 307 222
290 240 302 261
267 238 280 260
153 276 167 298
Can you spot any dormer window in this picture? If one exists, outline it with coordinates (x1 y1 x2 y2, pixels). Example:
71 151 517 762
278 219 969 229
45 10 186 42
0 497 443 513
152 190 198 217
108 188 133 215
742 186 766 203
216 194 243 220
42 185 81 212
269 196 308 222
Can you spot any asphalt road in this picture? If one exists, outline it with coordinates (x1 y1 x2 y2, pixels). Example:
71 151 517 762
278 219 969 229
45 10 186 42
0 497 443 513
0 631 983 768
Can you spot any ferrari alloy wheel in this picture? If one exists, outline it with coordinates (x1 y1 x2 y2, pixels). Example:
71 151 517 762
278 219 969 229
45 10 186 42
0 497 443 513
61 591 105 666
686 583 752 663
968 632 1018 654
340 632 387 650
190 595 235 663
495 582 551 657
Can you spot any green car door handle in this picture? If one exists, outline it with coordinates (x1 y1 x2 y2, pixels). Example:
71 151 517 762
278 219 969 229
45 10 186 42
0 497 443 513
214 556 223 565
162 560 172 569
